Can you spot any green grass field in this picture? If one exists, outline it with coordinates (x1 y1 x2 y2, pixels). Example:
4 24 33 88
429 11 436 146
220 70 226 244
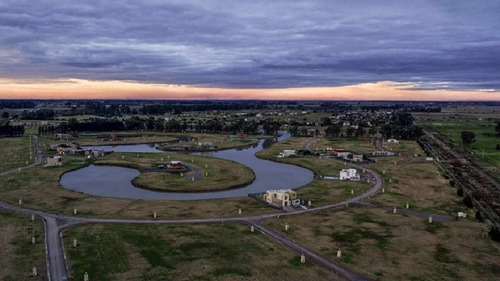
0 136 33 172
96 152 255 192
63 223 340 281
0 210 46 281
420 119 500 165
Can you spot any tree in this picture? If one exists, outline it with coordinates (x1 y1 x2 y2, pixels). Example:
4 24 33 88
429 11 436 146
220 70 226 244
325 124 341 138
495 121 500 136
346 127 355 138
461 131 476 146
1 112 8 119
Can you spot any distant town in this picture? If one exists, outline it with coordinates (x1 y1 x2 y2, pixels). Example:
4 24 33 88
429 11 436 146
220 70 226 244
0 99 499 280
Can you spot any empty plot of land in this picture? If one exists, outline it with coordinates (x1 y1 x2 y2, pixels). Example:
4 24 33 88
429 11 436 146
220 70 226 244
0 210 46 281
365 141 465 214
0 136 32 172
63 223 341 281
263 207 500 281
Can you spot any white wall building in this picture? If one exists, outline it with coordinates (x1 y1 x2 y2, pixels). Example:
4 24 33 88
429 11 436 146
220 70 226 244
339 169 360 181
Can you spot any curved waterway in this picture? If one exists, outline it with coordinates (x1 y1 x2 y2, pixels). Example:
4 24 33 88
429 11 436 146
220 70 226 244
60 134 313 200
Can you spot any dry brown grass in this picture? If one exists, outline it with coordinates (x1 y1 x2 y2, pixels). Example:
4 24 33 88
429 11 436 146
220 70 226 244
0 160 277 219
264 207 500 280
365 141 464 213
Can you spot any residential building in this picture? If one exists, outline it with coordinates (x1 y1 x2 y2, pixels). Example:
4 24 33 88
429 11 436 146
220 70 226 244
46 156 63 166
339 169 360 181
278 149 296 158
265 189 300 207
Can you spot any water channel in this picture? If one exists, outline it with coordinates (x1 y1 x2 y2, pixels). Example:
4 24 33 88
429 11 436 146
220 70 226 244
59 134 314 200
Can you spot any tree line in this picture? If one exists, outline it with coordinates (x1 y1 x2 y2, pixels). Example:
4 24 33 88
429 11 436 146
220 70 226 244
0 123 25 137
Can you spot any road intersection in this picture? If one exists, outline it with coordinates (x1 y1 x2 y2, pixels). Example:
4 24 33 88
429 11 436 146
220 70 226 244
0 137 449 281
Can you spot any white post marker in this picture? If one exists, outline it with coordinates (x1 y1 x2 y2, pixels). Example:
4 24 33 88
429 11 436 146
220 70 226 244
351 189 354 195
250 225 254 232
238 208 242 215
73 207 77 215
285 223 289 231
382 188 385 193
18 198 22 205
153 212 157 218
73 238 78 248
405 203 409 209
33 266 37 277
31 214 35 221
300 253 306 263
84 272 89 281
393 207 397 214
428 216 433 223
32 235 36 244
337 249 342 258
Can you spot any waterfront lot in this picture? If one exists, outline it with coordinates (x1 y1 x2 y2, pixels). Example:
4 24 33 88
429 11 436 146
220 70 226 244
256 137 371 205
94 152 255 192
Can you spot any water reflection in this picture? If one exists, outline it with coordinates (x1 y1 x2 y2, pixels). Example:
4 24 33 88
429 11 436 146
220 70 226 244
60 133 313 200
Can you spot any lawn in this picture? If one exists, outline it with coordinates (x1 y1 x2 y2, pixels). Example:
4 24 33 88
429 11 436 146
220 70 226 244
95 152 255 192
0 136 33 172
263 207 500 281
0 209 46 281
63 222 341 281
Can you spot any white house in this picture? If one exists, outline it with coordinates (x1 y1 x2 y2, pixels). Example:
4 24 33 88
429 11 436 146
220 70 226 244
278 149 296 158
387 139 399 144
339 169 360 181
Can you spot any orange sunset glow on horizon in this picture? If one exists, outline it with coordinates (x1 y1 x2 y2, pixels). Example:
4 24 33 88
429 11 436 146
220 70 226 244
1 78 499 101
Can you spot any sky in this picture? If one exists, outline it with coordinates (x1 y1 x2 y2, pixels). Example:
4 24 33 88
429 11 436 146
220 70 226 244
1 0 499 100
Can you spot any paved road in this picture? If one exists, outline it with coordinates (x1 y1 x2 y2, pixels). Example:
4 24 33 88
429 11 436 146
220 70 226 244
0 136 449 281
0 161 384 281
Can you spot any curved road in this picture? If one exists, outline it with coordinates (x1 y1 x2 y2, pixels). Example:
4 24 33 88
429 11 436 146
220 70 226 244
0 136 448 281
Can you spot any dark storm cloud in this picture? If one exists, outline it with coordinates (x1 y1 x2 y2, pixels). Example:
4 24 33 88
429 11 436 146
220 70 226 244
1 0 499 90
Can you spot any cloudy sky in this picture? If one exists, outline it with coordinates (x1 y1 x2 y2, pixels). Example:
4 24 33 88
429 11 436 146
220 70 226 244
1 0 499 100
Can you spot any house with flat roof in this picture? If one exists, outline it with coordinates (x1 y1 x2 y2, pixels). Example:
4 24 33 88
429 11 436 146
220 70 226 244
340 169 360 181
265 189 300 207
